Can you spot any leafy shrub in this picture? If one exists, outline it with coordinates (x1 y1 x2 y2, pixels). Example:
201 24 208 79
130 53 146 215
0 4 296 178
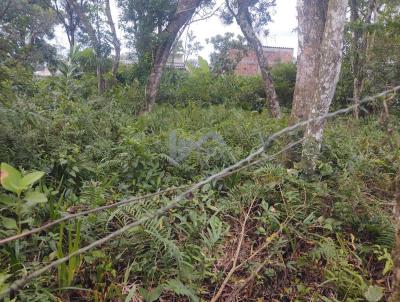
271 62 297 108
159 60 296 111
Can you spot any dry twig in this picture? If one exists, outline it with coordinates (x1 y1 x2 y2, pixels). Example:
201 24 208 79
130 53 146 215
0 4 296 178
211 198 256 302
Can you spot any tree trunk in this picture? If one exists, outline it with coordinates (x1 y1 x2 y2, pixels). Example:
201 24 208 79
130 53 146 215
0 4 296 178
49 0 78 56
290 0 328 122
97 64 105 94
300 0 347 175
143 0 202 114
237 2 281 118
353 77 362 118
349 0 376 119
105 0 120 80
230 0 281 118
67 0 77 56
69 32 75 55
390 172 400 302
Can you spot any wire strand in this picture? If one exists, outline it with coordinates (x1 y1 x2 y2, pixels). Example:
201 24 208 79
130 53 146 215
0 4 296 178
0 186 188 246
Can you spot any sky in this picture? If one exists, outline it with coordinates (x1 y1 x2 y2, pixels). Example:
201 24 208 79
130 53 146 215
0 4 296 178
53 0 298 61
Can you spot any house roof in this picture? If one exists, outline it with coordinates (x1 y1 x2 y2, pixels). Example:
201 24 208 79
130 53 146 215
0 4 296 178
262 46 294 50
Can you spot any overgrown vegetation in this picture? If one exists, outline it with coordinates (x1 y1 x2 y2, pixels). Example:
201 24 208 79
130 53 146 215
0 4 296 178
1 71 399 300
1 0 400 301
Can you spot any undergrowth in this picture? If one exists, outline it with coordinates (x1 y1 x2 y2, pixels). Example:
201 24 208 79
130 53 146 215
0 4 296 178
0 95 399 301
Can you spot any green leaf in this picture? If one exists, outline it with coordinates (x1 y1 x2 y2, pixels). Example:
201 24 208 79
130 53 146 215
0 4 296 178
364 285 384 302
165 279 199 302
138 286 162 302
1 216 18 230
24 191 47 206
0 193 17 206
1 163 22 195
0 273 12 292
124 285 137 302
20 171 45 189
382 258 393 275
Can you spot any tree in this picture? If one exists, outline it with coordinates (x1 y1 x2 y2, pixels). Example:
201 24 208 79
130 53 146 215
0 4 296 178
208 32 248 75
144 0 204 113
292 0 347 175
70 0 106 94
291 0 328 122
119 0 209 113
105 0 120 81
359 1 400 95
223 0 281 118
47 0 82 54
182 30 203 62
0 0 57 68
70 0 119 94
334 1 400 109
118 0 177 79
348 0 378 119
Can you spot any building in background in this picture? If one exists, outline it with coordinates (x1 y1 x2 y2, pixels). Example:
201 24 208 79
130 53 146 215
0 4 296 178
120 53 186 70
166 53 186 70
233 46 294 76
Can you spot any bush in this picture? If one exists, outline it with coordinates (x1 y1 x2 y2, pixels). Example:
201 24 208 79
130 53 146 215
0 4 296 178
270 62 297 108
159 61 296 111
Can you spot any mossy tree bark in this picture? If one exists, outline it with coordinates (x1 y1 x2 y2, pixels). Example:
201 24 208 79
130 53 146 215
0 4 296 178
290 0 328 123
292 0 347 175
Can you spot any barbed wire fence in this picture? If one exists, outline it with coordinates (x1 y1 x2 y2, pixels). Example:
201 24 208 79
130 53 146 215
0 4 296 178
1 85 399 299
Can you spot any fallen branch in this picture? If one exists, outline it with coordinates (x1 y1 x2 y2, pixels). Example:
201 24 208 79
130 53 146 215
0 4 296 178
225 258 272 302
211 198 256 302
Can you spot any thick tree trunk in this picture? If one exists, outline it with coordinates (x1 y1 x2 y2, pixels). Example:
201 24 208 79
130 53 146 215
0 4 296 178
143 0 202 113
105 0 120 80
300 0 347 175
231 0 281 118
291 0 328 122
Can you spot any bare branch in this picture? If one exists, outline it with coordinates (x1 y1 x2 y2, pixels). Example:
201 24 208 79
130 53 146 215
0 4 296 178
211 198 255 302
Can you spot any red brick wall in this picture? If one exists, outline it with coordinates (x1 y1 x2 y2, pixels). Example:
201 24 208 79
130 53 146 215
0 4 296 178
233 47 294 76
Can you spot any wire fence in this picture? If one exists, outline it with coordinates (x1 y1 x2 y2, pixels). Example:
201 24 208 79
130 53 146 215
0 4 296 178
1 85 399 299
